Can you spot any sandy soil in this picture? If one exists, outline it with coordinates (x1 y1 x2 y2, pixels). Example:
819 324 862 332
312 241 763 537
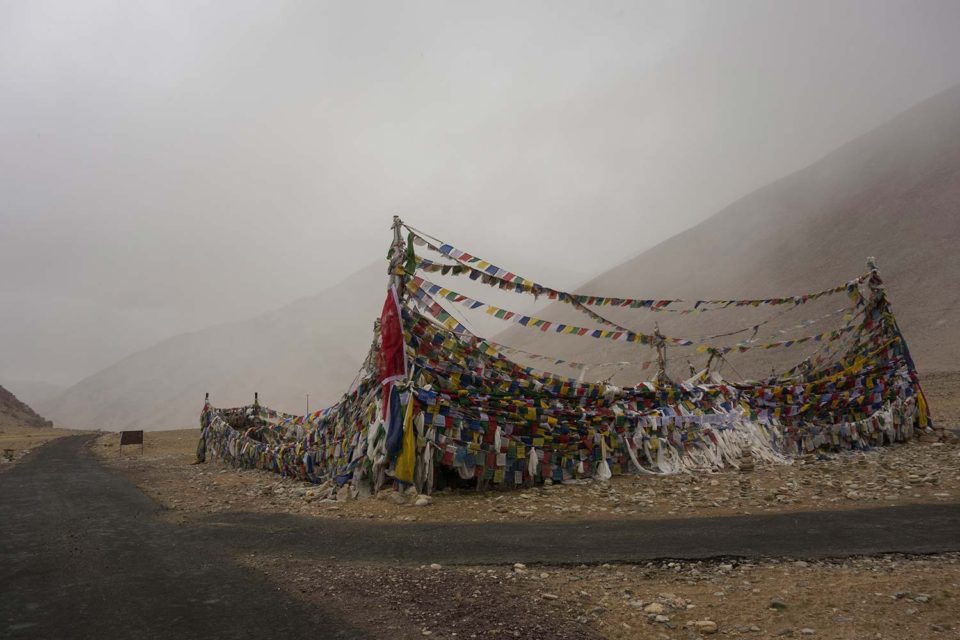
923 372 960 429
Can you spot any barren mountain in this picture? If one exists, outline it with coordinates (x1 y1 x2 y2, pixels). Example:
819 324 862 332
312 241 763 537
494 84 960 380
41 262 388 430
0 385 52 431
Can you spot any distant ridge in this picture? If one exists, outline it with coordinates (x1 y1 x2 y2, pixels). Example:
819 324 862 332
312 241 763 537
0 385 52 430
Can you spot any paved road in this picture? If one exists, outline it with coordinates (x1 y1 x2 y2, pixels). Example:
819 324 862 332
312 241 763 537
0 435 368 640
4 436 960 638
203 500 960 565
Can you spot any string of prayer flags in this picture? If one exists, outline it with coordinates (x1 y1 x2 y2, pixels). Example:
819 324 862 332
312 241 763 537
405 226 869 312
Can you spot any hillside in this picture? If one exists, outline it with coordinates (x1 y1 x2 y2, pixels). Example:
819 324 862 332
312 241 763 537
494 84 960 379
0 385 52 431
41 262 388 430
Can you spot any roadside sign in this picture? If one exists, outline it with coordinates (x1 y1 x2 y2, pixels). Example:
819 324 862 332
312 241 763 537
119 430 144 455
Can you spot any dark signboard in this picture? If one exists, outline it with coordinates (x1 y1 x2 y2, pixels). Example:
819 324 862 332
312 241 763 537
119 430 144 454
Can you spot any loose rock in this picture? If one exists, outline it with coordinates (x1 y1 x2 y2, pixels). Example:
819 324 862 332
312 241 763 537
695 620 718 634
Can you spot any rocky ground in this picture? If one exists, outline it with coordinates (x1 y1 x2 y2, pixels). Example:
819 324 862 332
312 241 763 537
242 553 960 640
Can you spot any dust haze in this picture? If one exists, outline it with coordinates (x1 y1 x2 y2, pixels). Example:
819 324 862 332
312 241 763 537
3 0 960 394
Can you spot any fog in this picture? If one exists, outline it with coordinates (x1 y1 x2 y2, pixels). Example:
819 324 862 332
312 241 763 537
3 0 960 390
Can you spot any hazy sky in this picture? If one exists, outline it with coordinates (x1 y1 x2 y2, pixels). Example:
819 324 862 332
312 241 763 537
3 0 960 387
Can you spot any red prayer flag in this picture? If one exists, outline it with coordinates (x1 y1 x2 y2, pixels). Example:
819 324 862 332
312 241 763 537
378 285 408 420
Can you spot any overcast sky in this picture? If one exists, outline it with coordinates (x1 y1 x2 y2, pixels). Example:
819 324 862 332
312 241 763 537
2 0 960 388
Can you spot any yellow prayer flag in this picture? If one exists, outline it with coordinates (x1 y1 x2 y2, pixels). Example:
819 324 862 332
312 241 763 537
394 398 417 484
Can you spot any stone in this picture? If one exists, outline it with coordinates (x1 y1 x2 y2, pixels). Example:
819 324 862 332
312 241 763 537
769 598 789 610
644 602 666 614
414 495 432 507
429 563 442 570
654 615 670 623
695 620 718 634
800 629 816 636
541 593 559 600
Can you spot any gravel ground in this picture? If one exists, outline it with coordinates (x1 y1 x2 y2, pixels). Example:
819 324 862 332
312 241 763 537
243 552 960 640
240 555 604 640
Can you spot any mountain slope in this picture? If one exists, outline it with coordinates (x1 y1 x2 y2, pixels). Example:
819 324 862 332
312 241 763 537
42 262 389 430
495 84 960 378
0 385 52 431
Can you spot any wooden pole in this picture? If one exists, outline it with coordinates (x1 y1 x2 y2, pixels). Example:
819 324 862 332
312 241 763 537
654 323 669 386
390 215 407 301
704 348 718 377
